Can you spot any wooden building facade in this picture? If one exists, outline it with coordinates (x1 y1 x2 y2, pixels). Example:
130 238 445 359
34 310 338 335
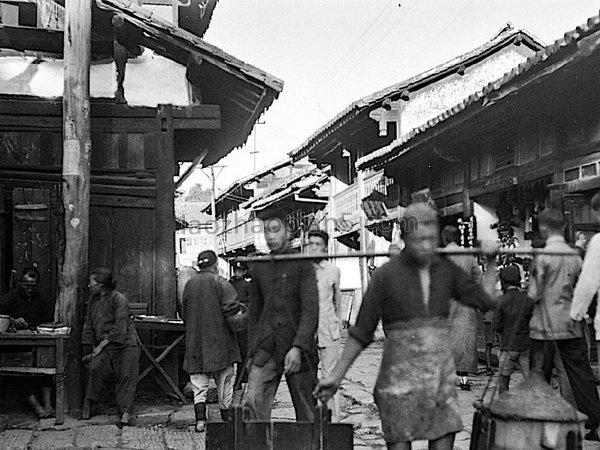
0 0 283 315
356 12 600 245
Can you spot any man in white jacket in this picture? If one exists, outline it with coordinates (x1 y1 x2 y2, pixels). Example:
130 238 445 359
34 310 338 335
571 192 600 327
308 230 342 422
570 191 600 441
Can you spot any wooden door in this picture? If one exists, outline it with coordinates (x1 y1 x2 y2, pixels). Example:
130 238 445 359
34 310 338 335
0 184 6 294
12 187 56 306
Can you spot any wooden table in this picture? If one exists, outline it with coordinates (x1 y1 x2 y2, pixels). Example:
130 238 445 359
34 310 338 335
133 319 186 403
0 332 69 424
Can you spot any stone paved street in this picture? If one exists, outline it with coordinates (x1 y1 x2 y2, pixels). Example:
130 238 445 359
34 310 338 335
2 339 600 449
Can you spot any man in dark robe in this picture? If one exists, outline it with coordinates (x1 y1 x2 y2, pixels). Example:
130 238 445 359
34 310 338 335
183 250 241 432
229 261 250 389
0 267 54 418
244 213 319 423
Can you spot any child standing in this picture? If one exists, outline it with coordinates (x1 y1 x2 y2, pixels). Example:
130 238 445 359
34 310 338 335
492 265 534 393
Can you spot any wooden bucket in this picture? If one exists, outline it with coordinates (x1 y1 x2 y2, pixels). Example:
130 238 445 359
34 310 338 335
206 402 354 450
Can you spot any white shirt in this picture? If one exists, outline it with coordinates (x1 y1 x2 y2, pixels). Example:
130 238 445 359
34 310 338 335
314 260 342 347
571 233 600 338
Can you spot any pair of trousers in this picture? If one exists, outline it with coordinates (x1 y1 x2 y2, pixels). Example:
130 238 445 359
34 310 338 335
319 343 341 422
245 354 317 422
498 349 529 378
530 338 600 427
188 365 235 410
85 345 140 414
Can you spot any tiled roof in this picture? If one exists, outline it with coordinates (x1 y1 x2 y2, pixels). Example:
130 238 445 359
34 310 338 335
96 0 283 93
95 0 284 164
242 166 330 211
209 157 294 210
357 12 600 171
175 201 211 223
287 26 542 162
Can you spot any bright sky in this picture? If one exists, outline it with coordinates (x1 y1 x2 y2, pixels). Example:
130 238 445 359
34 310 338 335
177 0 600 193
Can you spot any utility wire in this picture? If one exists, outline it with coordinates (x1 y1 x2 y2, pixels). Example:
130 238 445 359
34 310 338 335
270 0 402 132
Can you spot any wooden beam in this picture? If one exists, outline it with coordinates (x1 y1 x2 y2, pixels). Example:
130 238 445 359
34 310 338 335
57 0 92 415
90 195 154 209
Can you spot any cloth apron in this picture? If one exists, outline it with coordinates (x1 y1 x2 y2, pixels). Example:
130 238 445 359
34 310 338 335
374 317 463 443
448 300 479 373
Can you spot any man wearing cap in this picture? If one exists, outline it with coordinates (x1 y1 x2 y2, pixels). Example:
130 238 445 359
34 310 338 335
245 214 319 423
182 250 241 432
315 203 498 450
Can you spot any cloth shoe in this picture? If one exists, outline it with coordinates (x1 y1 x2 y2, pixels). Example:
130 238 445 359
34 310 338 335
33 405 51 419
117 412 131 428
194 403 207 433
81 399 92 420
28 395 51 419
44 406 55 418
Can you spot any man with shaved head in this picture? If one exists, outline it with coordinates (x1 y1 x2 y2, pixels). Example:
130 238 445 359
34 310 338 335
315 203 498 450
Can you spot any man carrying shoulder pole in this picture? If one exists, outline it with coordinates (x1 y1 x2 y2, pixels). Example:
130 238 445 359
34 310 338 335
314 203 498 450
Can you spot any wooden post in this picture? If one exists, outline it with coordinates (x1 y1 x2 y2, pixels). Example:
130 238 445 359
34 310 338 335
356 167 369 307
154 105 178 392
0 185 5 294
57 0 92 414
154 105 177 317
463 161 472 218
210 165 218 253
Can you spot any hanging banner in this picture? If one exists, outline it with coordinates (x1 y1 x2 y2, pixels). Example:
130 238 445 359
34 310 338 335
37 0 64 30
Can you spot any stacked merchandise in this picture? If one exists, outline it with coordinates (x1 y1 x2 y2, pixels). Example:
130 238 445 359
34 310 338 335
37 322 71 334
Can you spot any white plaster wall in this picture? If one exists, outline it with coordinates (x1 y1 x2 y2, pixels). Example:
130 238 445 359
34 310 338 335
400 45 534 135
0 49 190 106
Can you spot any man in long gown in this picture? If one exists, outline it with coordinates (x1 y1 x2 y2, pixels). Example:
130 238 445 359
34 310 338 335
442 225 482 390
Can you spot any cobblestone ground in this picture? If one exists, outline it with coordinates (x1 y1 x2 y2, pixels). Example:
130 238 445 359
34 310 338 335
2 340 600 449
0 424 205 450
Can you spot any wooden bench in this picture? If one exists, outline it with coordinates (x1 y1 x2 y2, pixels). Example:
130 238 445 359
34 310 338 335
0 333 69 424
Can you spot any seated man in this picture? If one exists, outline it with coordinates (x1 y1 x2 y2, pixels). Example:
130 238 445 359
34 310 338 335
0 267 54 418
